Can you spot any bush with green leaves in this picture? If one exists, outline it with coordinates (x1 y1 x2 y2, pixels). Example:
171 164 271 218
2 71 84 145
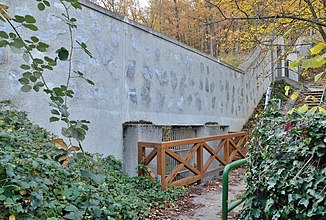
241 107 326 219
0 101 186 219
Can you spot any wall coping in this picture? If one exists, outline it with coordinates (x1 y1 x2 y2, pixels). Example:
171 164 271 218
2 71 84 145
79 0 245 75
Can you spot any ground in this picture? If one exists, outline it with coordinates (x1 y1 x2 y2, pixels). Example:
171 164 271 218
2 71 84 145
148 167 246 220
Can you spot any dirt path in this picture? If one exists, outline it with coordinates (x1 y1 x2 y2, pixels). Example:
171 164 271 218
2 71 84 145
147 167 246 220
176 168 246 220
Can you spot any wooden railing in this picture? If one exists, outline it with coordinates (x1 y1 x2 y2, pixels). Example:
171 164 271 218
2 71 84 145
138 132 249 190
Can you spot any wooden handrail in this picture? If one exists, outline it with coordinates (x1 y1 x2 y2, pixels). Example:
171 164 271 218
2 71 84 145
138 132 249 190
139 132 247 149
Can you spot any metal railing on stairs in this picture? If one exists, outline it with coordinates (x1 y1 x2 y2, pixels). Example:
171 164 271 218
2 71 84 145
222 158 248 220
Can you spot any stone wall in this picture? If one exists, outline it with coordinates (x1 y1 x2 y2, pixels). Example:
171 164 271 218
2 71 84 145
0 0 271 160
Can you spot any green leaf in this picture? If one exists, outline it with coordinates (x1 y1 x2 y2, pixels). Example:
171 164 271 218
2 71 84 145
33 85 40 92
310 42 326 55
71 2 82 9
252 209 261 218
43 0 50 7
65 205 78 212
35 82 44 87
56 47 69 61
86 79 94 85
0 195 6 201
21 85 32 92
10 45 21 53
76 41 92 58
13 15 25 23
33 58 44 64
51 109 60 115
23 53 30 62
30 75 37 82
23 24 38 31
64 212 83 220
0 31 8 39
20 64 30 70
24 15 36 23
50 117 59 122
299 198 309 207
37 3 45 11
12 39 24 48
9 33 16 38
31 36 39 43
18 78 30 85
0 40 8 47
36 42 49 52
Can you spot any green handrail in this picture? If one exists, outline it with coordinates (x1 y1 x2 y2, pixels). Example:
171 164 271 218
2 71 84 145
222 158 248 220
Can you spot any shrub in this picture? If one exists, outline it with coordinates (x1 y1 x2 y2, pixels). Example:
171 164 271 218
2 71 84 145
241 108 326 219
0 101 185 219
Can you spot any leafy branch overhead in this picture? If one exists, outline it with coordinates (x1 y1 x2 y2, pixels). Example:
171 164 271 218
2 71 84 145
0 1 95 146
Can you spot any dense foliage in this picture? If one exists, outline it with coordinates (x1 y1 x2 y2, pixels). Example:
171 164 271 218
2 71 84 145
241 107 326 219
0 101 185 220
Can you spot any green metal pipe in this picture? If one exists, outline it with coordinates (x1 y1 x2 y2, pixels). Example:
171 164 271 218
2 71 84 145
228 197 246 212
222 158 248 220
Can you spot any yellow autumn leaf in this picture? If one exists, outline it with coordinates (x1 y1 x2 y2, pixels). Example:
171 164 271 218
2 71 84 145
0 3 10 20
287 108 295 115
9 214 15 220
314 72 324 82
297 104 308 113
52 138 68 150
318 106 326 115
0 3 8 9
58 154 68 162
290 92 299 100
284 85 290 96
305 95 311 100
312 96 318 102
308 106 318 113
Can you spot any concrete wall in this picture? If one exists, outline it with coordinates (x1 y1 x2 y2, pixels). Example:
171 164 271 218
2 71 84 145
0 0 271 160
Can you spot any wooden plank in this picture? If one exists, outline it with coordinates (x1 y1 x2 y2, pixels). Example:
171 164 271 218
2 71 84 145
161 132 247 148
138 142 161 148
165 144 200 184
197 144 203 184
138 146 146 176
202 142 226 172
165 149 200 175
144 149 157 165
224 140 230 163
228 149 237 162
168 174 202 187
146 167 156 181
229 139 246 158
157 148 166 190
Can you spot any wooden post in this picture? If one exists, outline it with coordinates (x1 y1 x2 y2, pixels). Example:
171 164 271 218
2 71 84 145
138 143 146 176
157 144 166 190
224 139 230 164
196 143 203 184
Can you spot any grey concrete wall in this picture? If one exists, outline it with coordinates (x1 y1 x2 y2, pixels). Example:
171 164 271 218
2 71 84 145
0 0 271 161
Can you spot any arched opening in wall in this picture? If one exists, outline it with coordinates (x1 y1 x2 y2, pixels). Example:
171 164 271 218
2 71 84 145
162 126 197 181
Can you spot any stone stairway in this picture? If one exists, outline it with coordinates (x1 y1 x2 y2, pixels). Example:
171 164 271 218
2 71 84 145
301 90 324 109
